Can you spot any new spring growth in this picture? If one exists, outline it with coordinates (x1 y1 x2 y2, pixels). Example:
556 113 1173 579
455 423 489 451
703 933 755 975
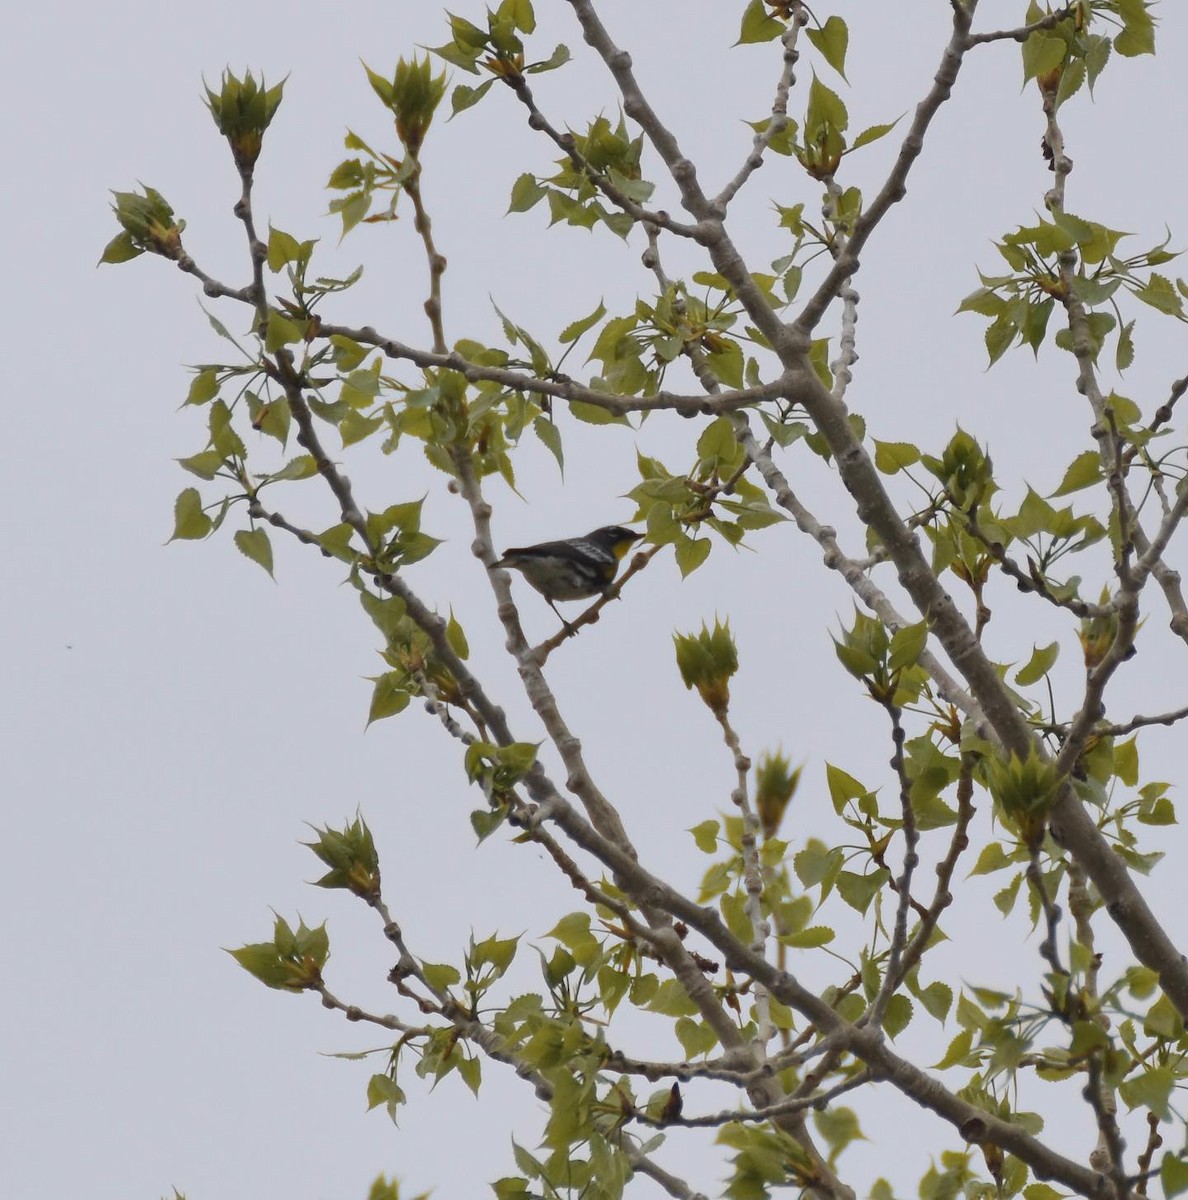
100 187 185 263
365 56 447 156
204 70 286 171
674 619 738 714
1079 586 1119 670
755 751 802 839
304 816 382 903
922 427 995 514
228 916 330 992
983 745 1064 848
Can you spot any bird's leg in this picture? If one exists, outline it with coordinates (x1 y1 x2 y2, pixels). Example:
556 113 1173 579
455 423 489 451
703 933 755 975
548 599 577 635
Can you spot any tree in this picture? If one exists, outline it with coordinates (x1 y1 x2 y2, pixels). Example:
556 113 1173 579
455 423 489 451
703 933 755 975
103 2 1188 1198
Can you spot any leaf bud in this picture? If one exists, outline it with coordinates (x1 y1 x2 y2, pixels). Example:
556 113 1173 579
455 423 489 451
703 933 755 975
103 186 185 262
365 56 447 155
204 70 286 170
674 618 738 713
755 750 802 838
304 816 382 902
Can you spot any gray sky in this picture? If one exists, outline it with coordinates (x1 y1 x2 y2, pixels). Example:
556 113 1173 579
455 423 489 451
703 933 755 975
6 3 1188 1198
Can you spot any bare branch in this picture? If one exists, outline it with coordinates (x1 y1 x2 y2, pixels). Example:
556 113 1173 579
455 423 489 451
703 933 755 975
964 5 1076 48
713 705 774 1050
405 166 448 354
869 701 920 1029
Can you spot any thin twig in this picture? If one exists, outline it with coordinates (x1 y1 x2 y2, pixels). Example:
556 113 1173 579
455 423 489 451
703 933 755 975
964 5 1076 47
869 702 920 1029
713 10 806 212
635 1069 872 1131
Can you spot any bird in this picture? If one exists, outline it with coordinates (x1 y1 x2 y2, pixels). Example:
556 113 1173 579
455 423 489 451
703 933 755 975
493 525 643 627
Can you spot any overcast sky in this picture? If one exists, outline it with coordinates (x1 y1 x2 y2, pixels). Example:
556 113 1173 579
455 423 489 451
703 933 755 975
5 3 1188 1199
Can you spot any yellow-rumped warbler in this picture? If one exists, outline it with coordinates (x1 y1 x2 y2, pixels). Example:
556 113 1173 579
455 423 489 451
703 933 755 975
494 525 643 625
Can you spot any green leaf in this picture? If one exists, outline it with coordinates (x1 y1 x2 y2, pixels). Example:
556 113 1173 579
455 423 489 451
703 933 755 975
318 523 357 562
917 981 953 1023
570 400 627 425
1119 1064 1174 1119
170 488 212 541
806 75 848 135
1015 641 1059 686
1085 33 1112 91
98 229 144 264
805 16 848 80
532 416 564 473
780 925 835 949
793 839 843 894
367 672 411 726
457 1054 481 1096
508 172 547 213
451 78 496 116
1024 1185 1065 1200
471 807 506 843
850 120 899 152
248 392 291 445
548 912 595 955
186 367 220 406
690 819 719 853
737 0 783 44
883 994 913 1039
1114 737 1139 787
1021 31 1066 85
720 891 753 943
985 313 1018 365
697 416 738 464
1137 796 1177 826
177 449 225 480
675 1016 718 1059
814 1105 862 1157
874 440 920 474
525 44 572 75
1051 451 1102 496
1134 273 1184 317
1114 0 1156 57
421 961 461 990
340 410 384 448
889 621 928 671
825 763 870 815
265 310 305 351
366 1073 406 1116
266 225 314 272
674 536 711 577
994 873 1022 916
706 338 744 388
471 932 519 974
1116 319 1135 372
559 300 606 344
233 528 275 578
330 334 369 371
934 1028 974 1070
1162 1156 1188 1200
970 842 1013 876
269 454 319 482
446 611 469 659
836 868 888 914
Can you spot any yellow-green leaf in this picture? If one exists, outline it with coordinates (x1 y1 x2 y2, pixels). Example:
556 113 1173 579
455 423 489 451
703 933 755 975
170 488 212 541
234 528 275 578
1015 641 1059 686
